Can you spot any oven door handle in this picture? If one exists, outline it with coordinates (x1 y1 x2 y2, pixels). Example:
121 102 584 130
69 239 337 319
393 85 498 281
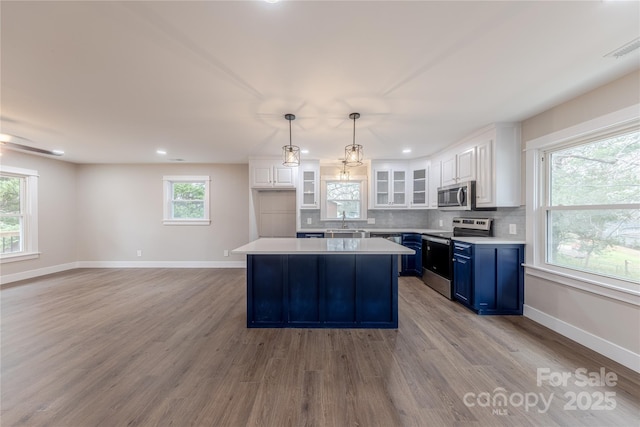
422 236 450 245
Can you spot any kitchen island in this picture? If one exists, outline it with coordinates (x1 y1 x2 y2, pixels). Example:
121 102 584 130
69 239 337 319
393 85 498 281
232 238 414 328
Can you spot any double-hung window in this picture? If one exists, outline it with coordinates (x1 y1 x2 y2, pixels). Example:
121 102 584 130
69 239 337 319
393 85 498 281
544 127 640 283
0 166 39 262
163 176 210 225
320 177 367 221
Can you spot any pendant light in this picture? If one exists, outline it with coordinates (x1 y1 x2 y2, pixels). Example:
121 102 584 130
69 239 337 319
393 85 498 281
345 112 363 166
339 160 350 181
282 113 300 167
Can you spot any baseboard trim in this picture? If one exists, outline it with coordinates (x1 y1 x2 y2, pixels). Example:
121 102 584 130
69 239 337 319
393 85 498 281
76 261 247 269
524 304 640 373
1 261 247 285
0 262 79 285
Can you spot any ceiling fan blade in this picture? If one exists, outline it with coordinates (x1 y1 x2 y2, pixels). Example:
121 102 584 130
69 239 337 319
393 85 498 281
1 141 63 156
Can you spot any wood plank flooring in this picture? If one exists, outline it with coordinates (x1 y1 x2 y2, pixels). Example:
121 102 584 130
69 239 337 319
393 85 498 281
1 268 639 426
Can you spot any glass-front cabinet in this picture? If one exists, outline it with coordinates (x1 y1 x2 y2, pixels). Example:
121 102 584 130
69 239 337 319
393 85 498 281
408 158 430 209
298 160 320 209
411 169 426 205
373 166 407 208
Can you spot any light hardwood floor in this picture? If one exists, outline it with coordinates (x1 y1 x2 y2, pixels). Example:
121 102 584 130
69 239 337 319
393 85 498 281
1 268 639 426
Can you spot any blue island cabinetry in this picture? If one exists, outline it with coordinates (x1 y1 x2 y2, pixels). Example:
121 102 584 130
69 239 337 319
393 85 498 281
453 241 525 315
247 254 398 328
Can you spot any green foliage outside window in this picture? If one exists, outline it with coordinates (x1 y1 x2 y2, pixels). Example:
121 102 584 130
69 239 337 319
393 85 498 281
547 130 640 281
0 176 22 253
326 182 361 219
171 182 205 219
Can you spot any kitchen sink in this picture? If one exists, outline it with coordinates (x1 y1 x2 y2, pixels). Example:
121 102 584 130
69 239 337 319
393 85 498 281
324 229 370 238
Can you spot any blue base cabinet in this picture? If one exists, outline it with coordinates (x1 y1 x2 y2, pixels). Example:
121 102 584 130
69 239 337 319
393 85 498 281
453 242 524 315
400 233 423 277
246 254 398 328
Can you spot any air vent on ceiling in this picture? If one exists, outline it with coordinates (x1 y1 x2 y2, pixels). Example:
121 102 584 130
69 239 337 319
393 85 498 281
604 37 640 59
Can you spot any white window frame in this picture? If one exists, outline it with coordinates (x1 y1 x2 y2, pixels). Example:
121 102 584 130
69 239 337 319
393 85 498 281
525 105 640 299
320 175 368 221
162 175 210 226
0 165 39 263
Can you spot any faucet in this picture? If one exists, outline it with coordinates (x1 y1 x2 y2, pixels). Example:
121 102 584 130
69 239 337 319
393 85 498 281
341 211 348 229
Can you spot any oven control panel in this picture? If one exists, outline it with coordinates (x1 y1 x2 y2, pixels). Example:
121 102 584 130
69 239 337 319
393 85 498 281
452 217 492 231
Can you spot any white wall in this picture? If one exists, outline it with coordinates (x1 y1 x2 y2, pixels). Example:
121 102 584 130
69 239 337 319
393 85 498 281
522 70 640 142
522 69 640 372
0 150 78 280
1 159 249 283
75 163 249 266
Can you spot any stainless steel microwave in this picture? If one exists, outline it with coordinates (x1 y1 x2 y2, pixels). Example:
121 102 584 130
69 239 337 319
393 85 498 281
437 181 475 210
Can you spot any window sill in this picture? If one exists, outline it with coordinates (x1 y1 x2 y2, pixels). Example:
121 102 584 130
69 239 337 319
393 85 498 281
0 252 40 263
523 263 640 306
162 219 211 226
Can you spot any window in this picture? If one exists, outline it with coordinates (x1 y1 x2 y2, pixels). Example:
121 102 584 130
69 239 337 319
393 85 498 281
0 166 38 262
544 127 640 283
163 176 210 225
320 177 367 221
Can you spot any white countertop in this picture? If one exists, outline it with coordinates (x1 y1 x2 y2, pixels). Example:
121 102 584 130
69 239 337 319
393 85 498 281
452 237 526 245
298 229 525 244
299 228 445 234
232 237 415 255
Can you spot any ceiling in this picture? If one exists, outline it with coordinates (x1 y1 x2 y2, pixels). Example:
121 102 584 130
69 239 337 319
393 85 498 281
1 1 639 164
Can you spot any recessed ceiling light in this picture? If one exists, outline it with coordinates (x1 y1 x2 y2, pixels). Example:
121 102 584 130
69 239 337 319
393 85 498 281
156 149 167 155
402 148 412 154
301 149 309 154
52 149 65 155
264 0 279 3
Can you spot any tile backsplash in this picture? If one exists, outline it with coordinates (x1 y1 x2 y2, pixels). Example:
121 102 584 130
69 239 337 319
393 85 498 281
427 206 525 239
300 206 525 239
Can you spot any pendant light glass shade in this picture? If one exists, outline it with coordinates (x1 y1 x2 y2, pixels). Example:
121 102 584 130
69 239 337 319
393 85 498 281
339 160 350 181
344 112 363 166
282 113 300 167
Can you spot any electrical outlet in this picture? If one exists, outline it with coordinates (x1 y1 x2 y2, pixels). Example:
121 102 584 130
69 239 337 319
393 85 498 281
136 250 142 257
439 220 443 227
367 218 375 224
509 224 517 235
224 249 229 257
306 217 312 225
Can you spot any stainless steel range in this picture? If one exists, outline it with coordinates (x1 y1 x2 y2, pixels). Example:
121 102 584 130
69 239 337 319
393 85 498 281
421 218 493 299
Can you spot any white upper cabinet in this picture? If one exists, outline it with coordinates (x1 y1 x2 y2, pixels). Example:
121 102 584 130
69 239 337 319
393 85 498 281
408 158 429 209
457 147 476 182
298 160 320 209
435 123 520 208
474 123 521 208
369 161 408 208
429 159 441 208
441 147 476 186
440 155 456 186
475 138 494 206
250 158 297 189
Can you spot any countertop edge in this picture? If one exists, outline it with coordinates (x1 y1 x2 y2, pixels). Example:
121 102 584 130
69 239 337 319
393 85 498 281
452 237 526 245
232 237 415 255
